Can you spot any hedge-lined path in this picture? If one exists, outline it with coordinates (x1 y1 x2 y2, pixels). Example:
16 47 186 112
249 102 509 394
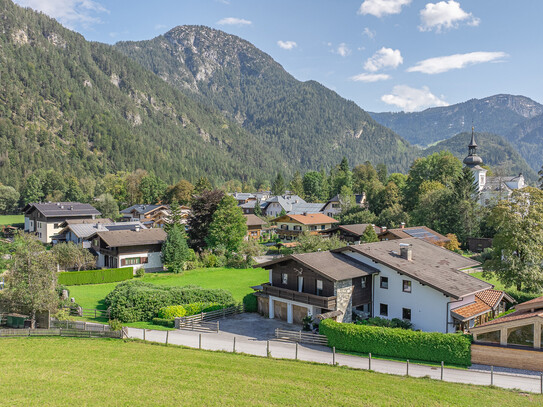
125 314 543 394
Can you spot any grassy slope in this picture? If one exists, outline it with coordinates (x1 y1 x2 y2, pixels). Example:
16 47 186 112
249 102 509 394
67 267 268 310
470 272 506 291
0 214 24 225
0 338 540 407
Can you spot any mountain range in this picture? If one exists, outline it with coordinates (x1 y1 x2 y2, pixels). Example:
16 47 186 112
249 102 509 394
370 95 543 173
0 0 541 192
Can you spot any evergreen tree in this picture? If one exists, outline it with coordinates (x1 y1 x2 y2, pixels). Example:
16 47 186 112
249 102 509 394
302 171 323 202
194 177 212 194
64 176 84 202
539 164 543 189
271 173 286 196
165 199 182 233
288 171 304 198
161 224 190 273
206 195 248 253
361 225 379 243
20 174 44 206
253 198 263 216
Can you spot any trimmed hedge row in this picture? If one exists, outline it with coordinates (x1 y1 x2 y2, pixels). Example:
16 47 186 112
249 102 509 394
157 303 224 319
152 318 175 328
104 280 235 322
242 293 257 312
58 267 134 286
320 320 471 366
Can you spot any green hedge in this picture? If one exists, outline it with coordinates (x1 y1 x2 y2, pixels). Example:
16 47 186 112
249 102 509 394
58 267 134 285
151 318 175 328
242 293 257 312
505 290 541 305
320 320 471 366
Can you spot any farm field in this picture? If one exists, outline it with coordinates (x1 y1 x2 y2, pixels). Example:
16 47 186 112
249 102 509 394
0 337 540 407
0 214 24 226
67 267 267 310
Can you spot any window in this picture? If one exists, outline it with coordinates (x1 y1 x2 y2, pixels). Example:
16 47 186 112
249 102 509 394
54 223 60 229
380 277 388 289
316 279 323 296
476 330 501 344
507 324 534 347
360 278 366 289
380 303 388 316
402 280 412 293
321 225 325 230
125 257 142 265
402 308 411 321
281 224 288 230
293 225 302 231
281 273 288 285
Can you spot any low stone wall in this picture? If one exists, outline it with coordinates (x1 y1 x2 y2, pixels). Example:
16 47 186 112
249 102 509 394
472 343 543 372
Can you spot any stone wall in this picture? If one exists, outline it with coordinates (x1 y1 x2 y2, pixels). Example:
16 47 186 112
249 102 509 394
334 279 353 323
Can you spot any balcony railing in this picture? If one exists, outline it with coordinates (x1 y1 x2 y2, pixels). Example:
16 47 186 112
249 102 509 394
262 283 336 309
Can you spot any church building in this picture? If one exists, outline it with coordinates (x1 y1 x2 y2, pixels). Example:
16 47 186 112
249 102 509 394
463 130 525 206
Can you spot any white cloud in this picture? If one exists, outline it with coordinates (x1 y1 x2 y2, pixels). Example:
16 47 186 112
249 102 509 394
14 0 108 28
335 43 351 57
358 0 412 18
154 24 167 31
350 73 391 82
407 51 508 74
277 40 297 50
419 1 480 32
381 85 448 111
363 27 376 39
364 47 403 72
217 17 252 26
216 0 230 4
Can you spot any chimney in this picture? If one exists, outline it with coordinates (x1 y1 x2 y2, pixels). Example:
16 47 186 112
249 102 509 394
400 222 405 229
381 226 387 232
399 243 412 261
134 224 141 232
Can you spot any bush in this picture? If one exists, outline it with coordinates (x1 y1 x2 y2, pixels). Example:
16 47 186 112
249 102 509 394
135 268 145 278
242 293 257 312
320 320 471 366
151 318 175 328
58 267 133 285
505 290 541 305
226 253 252 269
108 319 123 332
357 316 413 330
104 280 236 322
157 305 187 319
183 302 222 316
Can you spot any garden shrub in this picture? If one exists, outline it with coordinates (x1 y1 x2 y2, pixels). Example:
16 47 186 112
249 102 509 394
505 290 541 305
104 280 235 322
58 267 133 285
183 302 222 316
157 305 187 319
320 319 471 366
242 293 257 312
108 319 123 331
135 268 145 278
226 253 252 269
152 318 175 328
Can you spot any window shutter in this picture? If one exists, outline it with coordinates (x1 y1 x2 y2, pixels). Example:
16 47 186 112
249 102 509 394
121 259 126 266
141 257 148 264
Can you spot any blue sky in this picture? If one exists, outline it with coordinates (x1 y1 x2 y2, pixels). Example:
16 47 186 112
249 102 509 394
14 0 543 112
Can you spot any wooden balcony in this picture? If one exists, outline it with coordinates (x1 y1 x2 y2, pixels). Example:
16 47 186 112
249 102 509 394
262 283 337 309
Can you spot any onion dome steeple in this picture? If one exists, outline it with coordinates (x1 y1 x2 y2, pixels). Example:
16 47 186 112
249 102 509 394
463 127 483 167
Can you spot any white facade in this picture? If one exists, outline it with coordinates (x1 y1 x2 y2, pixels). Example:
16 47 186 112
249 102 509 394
343 250 462 333
96 251 163 272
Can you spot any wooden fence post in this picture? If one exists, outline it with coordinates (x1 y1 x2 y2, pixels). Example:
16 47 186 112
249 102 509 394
143 329 146 341
441 361 444 380
267 340 270 358
540 373 542 394
233 337 236 353
333 347 336 366
406 360 409 376
166 330 169 345
199 334 202 349
368 353 372 370
295 342 298 360
490 366 494 386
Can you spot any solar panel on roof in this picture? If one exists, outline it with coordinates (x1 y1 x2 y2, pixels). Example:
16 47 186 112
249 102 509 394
404 228 438 240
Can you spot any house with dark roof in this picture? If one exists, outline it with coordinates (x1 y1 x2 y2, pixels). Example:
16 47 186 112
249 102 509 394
89 228 166 272
272 213 339 241
255 238 492 332
120 204 190 228
330 224 381 243
56 220 146 248
262 194 324 218
23 202 101 243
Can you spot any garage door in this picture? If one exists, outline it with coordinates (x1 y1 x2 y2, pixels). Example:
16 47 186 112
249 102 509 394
274 301 287 321
292 305 308 325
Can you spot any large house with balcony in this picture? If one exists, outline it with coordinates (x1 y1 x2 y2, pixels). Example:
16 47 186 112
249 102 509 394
23 202 101 243
90 227 166 272
321 193 366 218
272 213 339 241
55 220 146 248
255 238 497 333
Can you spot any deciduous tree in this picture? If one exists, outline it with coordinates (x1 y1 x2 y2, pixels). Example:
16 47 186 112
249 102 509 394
206 195 248 253
162 224 190 273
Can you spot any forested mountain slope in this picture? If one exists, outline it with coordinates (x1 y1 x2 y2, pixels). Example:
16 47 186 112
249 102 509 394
506 114 543 173
370 95 543 148
115 25 417 173
423 132 538 182
0 0 286 189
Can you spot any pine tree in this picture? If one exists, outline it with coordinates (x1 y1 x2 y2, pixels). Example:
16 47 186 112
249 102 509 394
271 173 286 196
161 224 190 273
361 225 379 243
253 198 263 216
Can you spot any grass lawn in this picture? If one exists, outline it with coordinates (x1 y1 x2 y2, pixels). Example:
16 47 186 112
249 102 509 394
67 267 267 310
470 271 506 291
0 214 23 226
0 338 540 407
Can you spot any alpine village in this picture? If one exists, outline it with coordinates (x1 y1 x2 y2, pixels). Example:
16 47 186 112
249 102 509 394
1 0 543 406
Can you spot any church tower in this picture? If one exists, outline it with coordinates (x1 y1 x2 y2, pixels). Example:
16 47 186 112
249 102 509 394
463 128 487 192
